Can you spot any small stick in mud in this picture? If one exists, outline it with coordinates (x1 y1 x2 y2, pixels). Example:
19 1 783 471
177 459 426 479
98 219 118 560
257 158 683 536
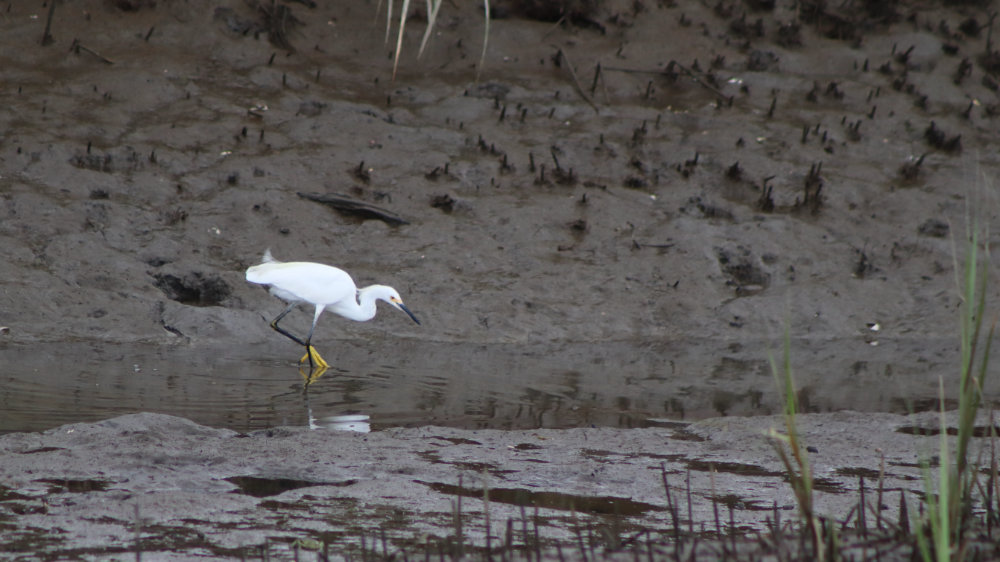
535 164 548 185
899 489 910 534
41 0 56 46
802 162 824 213
425 166 443 181
758 177 775 212
352 161 371 184
144 26 155 41
500 153 513 173
69 40 114 64
553 47 599 113
668 60 734 104
876 451 886 530
898 153 926 181
846 119 862 141
727 162 742 180
861 476 871 536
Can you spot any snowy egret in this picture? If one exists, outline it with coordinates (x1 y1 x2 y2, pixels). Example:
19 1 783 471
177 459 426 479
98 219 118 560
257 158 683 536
245 249 420 369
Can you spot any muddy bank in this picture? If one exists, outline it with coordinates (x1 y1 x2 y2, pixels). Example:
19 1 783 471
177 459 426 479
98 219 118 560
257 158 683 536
0 410 975 559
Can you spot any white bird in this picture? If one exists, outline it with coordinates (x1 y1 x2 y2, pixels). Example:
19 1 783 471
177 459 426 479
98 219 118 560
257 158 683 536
245 249 419 369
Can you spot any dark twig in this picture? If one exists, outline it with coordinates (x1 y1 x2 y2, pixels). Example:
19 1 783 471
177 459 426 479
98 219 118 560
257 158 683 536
41 0 56 46
69 39 115 64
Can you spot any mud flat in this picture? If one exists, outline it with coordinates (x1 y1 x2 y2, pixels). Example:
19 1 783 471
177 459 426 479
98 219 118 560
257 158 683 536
0 410 984 560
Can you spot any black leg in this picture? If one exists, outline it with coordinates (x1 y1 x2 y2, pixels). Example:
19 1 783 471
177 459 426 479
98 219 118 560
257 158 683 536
269 303 315 369
302 318 316 370
269 303 306 345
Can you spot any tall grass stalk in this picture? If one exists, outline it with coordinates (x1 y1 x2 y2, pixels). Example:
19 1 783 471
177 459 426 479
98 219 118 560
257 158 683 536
913 216 995 561
953 223 994 501
768 330 823 561
913 377 953 562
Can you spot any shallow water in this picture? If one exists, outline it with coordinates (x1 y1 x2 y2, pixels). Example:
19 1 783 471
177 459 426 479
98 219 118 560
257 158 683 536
0 335 984 434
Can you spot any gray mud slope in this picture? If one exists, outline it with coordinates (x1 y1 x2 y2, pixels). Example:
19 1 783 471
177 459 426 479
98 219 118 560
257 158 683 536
1 0 998 351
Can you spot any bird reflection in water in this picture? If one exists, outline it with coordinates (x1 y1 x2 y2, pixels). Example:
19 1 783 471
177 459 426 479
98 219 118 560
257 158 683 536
298 365 371 433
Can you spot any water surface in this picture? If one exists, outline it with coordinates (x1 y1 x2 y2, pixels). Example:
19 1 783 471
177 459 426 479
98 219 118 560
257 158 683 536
0 336 979 434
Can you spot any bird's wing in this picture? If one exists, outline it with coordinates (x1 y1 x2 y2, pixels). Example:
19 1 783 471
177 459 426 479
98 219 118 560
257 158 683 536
246 262 357 305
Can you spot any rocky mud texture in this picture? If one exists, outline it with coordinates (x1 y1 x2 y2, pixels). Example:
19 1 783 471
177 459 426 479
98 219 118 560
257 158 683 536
2 0 1000 559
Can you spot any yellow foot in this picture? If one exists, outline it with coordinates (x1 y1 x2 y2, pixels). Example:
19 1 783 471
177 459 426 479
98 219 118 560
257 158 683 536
299 346 329 369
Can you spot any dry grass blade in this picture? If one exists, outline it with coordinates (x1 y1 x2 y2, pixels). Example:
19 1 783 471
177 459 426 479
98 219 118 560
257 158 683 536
392 0 411 80
385 0 490 80
418 0 444 58
476 0 491 82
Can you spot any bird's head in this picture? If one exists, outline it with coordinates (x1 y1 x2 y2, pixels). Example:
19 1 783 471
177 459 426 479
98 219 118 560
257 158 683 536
375 286 421 325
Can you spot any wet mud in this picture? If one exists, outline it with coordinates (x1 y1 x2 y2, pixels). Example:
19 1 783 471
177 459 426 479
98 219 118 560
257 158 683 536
2 0 1000 558
0 410 990 559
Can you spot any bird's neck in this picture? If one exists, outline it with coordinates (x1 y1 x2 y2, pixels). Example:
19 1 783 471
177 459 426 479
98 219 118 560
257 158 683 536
341 286 382 322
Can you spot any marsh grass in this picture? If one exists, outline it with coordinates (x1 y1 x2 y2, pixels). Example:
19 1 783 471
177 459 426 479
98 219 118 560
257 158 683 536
762 208 997 562
912 218 996 562
767 330 824 561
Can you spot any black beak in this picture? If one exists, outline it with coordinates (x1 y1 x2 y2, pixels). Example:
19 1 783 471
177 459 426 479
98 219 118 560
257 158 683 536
398 303 420 325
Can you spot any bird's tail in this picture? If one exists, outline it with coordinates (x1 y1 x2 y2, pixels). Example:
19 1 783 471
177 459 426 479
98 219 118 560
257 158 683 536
261 248 280 264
